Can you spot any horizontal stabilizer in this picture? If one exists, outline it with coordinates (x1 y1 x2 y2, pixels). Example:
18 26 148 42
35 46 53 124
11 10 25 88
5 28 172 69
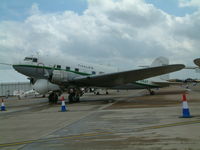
152 81 183 87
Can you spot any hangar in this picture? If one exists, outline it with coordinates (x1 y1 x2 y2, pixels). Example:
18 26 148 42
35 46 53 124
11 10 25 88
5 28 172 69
0 69 31 97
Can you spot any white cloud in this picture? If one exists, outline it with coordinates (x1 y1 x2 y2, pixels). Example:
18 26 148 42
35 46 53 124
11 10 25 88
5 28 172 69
179 0 200 8
29 3 41 15
0 0 200 78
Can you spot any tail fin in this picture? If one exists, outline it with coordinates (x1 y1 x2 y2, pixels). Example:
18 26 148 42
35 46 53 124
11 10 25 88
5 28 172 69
151 57 170 81
151 56 169 67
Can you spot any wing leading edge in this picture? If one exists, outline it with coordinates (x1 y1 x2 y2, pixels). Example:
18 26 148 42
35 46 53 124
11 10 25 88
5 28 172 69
70 64 185 87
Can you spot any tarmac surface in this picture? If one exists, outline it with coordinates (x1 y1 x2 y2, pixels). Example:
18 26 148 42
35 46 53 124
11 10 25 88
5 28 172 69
0 86 200 150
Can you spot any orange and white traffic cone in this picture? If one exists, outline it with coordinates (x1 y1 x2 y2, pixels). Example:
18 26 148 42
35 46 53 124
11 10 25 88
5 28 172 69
180 93 192 118
61 96 67 112
1 99 6 111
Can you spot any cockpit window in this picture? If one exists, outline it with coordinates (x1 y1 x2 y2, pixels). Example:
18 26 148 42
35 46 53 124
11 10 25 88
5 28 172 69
24 57 38 63
24 57 32 61
33 58 38 62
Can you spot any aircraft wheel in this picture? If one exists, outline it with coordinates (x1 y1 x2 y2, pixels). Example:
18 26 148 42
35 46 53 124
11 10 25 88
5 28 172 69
48 93 54 104
150 91 155 95
53 93 58 104
48 93 58 104
75 95 80 102
68 94 74 103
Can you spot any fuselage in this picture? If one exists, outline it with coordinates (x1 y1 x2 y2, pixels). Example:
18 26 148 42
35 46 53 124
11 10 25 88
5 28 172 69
13 56 163 90
13 56 116 79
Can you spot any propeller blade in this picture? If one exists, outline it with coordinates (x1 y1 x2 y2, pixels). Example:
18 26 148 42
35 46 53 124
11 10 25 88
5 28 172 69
0 63 12 66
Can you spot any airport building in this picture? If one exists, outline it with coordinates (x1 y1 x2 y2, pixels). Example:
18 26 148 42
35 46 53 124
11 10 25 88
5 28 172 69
0 70 31 97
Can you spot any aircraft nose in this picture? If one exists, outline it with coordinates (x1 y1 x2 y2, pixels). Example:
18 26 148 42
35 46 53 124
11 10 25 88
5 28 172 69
12 64 19 72
12 64 42 78
12 64 26 75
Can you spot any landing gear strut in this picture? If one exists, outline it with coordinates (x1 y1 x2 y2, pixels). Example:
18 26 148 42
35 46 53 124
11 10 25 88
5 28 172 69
68 88 81 103
48 92 58 104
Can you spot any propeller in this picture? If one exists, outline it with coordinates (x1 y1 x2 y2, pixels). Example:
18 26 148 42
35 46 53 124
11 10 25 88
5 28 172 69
0 63 13 69
0 63 12 66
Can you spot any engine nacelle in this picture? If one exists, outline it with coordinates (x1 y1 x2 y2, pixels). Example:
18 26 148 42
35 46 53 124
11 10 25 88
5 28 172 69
32 79 60 94
51 70 72 84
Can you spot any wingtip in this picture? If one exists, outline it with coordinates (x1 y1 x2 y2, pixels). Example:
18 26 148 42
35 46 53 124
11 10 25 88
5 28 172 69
179 64 186 70
179 64 186 69
170 64 185 69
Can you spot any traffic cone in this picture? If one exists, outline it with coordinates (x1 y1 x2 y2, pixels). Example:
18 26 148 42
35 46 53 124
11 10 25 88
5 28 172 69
1 99 6 111
180 93 192 118
61 96 67 112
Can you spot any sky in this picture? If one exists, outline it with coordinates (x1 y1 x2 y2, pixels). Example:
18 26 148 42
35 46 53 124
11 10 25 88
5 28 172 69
0 0 200 80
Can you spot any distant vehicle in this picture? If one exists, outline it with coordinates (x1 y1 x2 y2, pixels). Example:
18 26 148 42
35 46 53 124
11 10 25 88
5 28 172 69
13 89 40 99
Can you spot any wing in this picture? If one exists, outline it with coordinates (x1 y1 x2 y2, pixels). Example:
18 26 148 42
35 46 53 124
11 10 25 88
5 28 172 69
69 64 185 87
194 58 200 67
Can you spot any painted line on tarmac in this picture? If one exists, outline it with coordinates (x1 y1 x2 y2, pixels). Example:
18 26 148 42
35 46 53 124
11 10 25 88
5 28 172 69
139 119 200 131
0 132 112 148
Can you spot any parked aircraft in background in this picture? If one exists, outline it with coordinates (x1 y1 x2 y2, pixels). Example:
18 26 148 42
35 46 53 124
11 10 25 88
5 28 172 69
185 58 200 92
11 55 184 104
194 58 200 67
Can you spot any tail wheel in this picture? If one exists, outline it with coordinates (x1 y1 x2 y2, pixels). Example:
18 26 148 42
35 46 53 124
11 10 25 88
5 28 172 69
150 91 155 95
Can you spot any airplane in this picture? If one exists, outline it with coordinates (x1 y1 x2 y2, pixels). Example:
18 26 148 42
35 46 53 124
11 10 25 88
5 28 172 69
194 58 200 67
185 58 200 92
10 55 184 104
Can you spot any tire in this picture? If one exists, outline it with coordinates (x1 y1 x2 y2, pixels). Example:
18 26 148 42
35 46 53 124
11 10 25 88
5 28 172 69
53 93 58 104
48 93 58 104
75 96 80 102
150 91 155 95
48 93 53 104
68 94 74 103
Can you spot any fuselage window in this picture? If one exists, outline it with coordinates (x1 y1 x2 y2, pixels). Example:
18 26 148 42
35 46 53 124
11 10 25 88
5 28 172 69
57 65 61 69
92 71 96 75
66 66 70 70
99 71 104 74
75 68 79 72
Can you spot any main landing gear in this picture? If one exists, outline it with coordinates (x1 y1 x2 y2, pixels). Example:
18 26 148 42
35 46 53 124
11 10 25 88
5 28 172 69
48 92 59 104
68 88 82 104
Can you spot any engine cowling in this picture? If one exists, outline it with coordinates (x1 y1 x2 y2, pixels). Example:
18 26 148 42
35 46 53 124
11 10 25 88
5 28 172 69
51 70 71 84
32 79 60 94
